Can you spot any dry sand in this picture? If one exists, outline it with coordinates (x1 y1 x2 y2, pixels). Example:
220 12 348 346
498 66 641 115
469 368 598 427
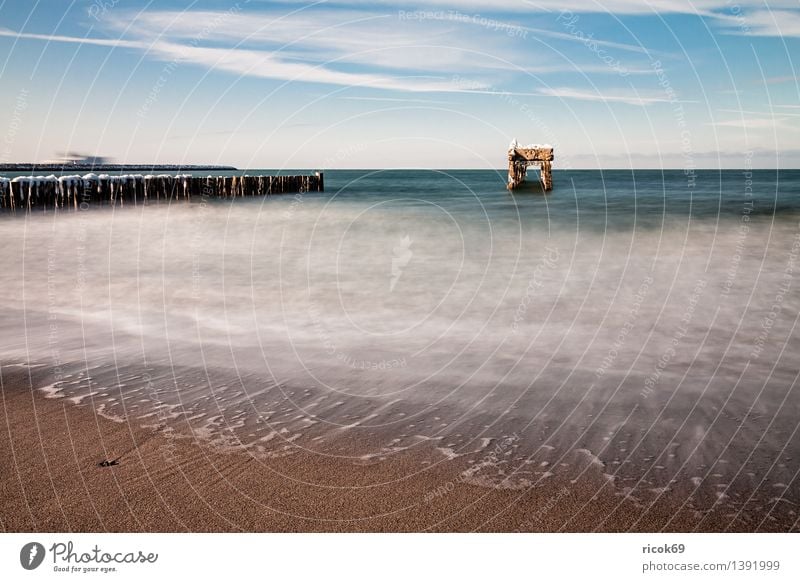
1 366 791 532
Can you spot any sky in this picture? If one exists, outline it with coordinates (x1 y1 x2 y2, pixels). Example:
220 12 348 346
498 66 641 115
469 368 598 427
0 0 797 169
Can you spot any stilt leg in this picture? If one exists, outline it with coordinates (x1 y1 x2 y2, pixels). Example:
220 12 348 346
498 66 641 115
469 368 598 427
540 161 552 191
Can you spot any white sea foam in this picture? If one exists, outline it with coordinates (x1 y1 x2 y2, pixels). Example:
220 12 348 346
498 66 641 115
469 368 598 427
38 383 64 399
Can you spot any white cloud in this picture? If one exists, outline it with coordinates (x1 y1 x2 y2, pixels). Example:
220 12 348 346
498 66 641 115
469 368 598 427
535 86 682 105
717 108 800 118
761 76 798 85
339 96 458 104
0 6 660 95
119 8 655 56
717 9 800 36
279 0 800 16
144 39 470 92
274 1 800 37
4 1 796 105
750 9 800 36
707 117 797 129
0 26 484 93
0 27 146 49
105 8 655 76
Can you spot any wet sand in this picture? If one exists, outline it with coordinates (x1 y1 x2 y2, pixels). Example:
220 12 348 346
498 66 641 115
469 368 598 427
2 366 793 533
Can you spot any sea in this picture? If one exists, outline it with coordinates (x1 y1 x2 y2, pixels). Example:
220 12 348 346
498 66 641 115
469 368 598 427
1 168 799 525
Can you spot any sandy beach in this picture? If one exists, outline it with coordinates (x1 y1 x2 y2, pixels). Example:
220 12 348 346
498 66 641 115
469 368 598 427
3 365 794 533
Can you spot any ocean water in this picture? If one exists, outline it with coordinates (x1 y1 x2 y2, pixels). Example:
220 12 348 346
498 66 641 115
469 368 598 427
1 169 799 520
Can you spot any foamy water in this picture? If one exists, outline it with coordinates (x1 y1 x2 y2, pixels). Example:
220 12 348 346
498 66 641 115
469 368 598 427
1 169 799 518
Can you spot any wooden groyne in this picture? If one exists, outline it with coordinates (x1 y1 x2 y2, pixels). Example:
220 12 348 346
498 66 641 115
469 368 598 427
507 141 554 191
0 172 323 213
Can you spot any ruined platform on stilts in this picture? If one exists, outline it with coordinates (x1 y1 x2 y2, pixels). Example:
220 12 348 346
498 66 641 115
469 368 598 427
507 141 554 191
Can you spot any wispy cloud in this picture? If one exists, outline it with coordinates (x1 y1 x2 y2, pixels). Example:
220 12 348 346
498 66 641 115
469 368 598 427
741 9 800 36
708 117 798 129
281 0 800 16
760 76 798 85
105 8 654 75
274 0 800 37
2 2 796 108
535 86 685 106
0 27 146 49
146 40 470 92
0 26 480 93
717 108 800 118
339 96 459 104
0 6 660 96
715 8 800 36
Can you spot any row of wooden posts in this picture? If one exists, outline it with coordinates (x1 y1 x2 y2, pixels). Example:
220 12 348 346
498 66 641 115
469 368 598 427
0 172 324 213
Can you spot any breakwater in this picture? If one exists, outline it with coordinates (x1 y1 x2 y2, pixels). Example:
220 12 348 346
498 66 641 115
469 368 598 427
0 172 323 212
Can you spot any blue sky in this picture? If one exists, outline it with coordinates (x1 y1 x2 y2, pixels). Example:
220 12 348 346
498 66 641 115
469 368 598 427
0 0 797 168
